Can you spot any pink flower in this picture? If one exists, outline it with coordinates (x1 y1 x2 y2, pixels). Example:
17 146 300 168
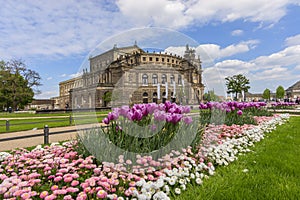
66 187 79 193
54 189 68 195
45 194 57 200
0 186 8 194
64 176 73 183
96 190 107 199
40 191 49 199
51 185 59 191
64 195 74 200
76 192 87 200
21 192 31 199
71 180 79 187
54 176 63 182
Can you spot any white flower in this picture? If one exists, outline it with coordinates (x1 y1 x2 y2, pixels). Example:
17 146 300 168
50 142 60 147
174 188 181 195
168 176 177 185
145 192 152 200
137 194 147 200
190 173 195 179
153 191 169 200
164 185 170 194
208 169 215 176
154 179 164 189
149 188 156 195
180 184 186 190
179 178 185 185
195 178 203 185
0 152 12 162
242 169 249 173
136 179 146 187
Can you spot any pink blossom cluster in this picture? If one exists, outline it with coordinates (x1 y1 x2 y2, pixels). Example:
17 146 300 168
0 114 288 200
102 101 192 125
0 142 213 200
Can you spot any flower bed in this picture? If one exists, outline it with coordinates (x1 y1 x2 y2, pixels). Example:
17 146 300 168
0 101 289 200
270 102 296 109
198 101 272 125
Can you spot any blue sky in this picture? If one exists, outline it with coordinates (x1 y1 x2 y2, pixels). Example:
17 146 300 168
1 0 300 98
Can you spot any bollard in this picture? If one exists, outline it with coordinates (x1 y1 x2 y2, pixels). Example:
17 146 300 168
69 115 72 125
44 125 49 145
6 120 9 132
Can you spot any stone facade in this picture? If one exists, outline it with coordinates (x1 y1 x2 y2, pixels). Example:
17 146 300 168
58 44 204 109
286 81 300 99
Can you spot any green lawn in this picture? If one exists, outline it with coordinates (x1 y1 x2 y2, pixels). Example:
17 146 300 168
0 111 109 133
0 111 109 118
173 116 300 200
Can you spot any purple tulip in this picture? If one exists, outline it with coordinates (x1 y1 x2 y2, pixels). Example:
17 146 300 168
131 110 143 121
102 117 110 125
183 116 193 124
237 110 243 115
154 110 167 121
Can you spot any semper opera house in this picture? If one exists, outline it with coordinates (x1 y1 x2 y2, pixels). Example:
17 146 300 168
58 43 204 109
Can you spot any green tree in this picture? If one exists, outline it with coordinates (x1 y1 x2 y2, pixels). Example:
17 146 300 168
276 85 285 100
225 74 250 101
0 59 42 111
262 88 271 101
203 90 221 102
102 91 112 107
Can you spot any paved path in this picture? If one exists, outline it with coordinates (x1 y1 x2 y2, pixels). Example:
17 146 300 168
0 123 104 152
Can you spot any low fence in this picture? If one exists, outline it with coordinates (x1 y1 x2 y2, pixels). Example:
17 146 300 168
0 124 108 145
0 116 74 132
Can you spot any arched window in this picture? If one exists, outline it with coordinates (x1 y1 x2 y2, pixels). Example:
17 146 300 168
178 75 182 85
142 74 148 85
152 74 158 85
170 75 175 84
162 74 167 84
143 92 148 97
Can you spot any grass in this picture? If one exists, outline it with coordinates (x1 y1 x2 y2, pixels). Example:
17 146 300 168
0 111 109 133
173 116 300 200
0 111 109 118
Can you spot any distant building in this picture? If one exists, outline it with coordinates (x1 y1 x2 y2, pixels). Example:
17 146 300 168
57 44 204 109
26 99 55 110
245 92 276 102
286 81 300 99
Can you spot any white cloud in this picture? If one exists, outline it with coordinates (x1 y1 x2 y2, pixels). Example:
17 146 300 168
295 65 300 70
165 40 259 66
60 74 67 77
46 77 53 80
116 0 192 28
117 0 299 28
0 0 131 60
231 29 244 36
254 45 300 68
203 42 300 94
186 0 295 24
0 0 298 61
285 34 300 46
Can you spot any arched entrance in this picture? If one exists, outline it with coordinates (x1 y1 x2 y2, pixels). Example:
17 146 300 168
162 92 166 103
103 91 111 107
143 92 148 103
152 92 158 103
